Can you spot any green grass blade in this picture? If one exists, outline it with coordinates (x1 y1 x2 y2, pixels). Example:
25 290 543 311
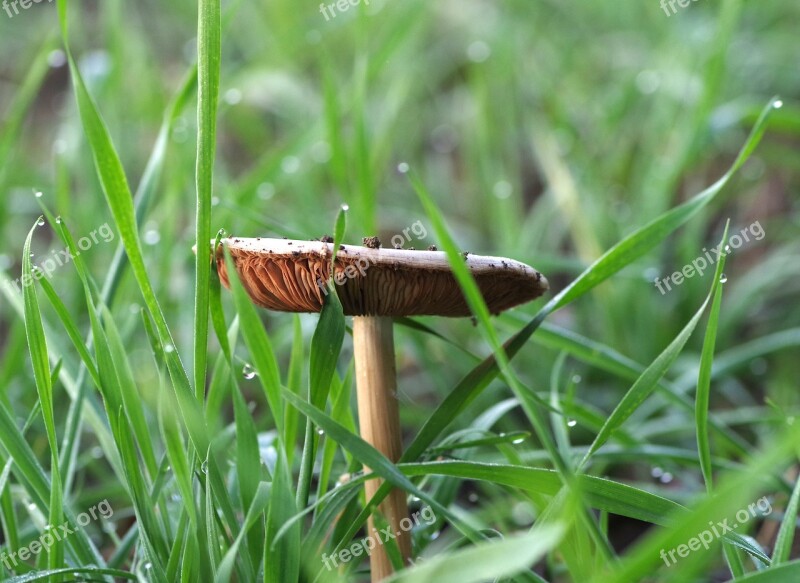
22 220 64 569
223 248 284 437
297 286 345 508
194 0 222 401
580 294 712 468
696 222 731 493
216 483 270 583
772 477 800 565
385 523 566 583
265 451 300 583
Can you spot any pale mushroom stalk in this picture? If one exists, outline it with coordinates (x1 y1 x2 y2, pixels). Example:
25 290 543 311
353 316 412 578
213 237 548 581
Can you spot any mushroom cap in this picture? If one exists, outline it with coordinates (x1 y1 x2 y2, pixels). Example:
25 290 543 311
215 237 548 317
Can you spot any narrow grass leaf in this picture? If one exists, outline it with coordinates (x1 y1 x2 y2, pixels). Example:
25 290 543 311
223 247 284 436
772 476 800 565
22 220 64 569
385 523 566 583
696 222 731 492
194 0 222 400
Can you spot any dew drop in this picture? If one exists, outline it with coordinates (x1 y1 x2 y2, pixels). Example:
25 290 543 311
466 40 491 63
200 461 208 474
511 436 526 444
242 364 256 380
397 162 410 174
35 191 43 198
571 374 582 384
719 273 728 283
341 203 350 211
651 466 664 478
493 180 513 200
774 99 784 109
257 182 275 200
143 230 161 246
164 344 175 353
567 419 577 428
48 49 67 68
659 472 673 484
37 218 45 227
724 245 732 254
281 156 300 174
316 428 325 436
468 492 479 503
224 88 242 105
55 216 62 224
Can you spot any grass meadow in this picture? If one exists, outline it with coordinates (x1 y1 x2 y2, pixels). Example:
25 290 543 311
0 0 799 581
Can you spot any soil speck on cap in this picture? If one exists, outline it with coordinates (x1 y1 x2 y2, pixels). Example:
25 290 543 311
339 244 346 250
320 235 334 243
427 245 438 251
363 236 381 249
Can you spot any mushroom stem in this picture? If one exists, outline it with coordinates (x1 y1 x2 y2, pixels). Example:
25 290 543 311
353 316 411 580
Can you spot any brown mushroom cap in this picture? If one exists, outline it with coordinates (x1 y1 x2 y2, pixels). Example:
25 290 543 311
215 237 548 317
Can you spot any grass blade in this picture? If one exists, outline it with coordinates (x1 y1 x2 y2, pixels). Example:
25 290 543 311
194 0 222 401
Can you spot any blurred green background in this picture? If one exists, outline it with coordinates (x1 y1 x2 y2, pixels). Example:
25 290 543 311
0 0 798 581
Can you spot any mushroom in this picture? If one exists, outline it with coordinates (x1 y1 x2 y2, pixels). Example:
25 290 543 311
214 237 548 580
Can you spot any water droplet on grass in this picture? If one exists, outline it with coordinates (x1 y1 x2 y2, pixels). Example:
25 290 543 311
242 364 256 380
164 344 175 353
567 419 577 428
397 162 410 174
720 274 728 283
774 99 783 109
37 218 45 226
144 230 161 246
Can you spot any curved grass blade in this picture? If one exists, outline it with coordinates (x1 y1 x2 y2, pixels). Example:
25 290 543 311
21 220 64 570
696 221 731 493
384 523 566 583
5 566 138 582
